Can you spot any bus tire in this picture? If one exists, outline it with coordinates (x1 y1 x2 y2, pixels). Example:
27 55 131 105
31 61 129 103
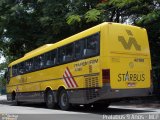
46 90 56 109
58 89 70 110
13 100 20 106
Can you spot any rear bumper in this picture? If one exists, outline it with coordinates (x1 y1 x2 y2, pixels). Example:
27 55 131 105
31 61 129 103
68 85 152 104
100 85 152 98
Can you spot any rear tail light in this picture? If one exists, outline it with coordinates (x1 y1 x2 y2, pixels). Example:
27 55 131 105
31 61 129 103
102 69 110 84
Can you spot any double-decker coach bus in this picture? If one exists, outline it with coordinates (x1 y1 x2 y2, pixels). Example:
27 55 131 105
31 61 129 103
6 22 152 110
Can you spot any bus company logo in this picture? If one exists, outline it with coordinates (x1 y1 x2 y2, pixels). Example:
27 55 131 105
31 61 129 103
63 67 78 88
118 71 145 82
118 30 141 51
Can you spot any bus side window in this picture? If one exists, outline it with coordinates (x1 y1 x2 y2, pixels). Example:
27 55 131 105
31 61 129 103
84 33 100 57
12 65 18 77
19 62 25 74
33 57 40 70
50 50 57 65
65 43 74 62
75 40 85 59
58 47 65 63
46 52 51 66
46 51 55 67
25 60 31 72
39 54 45 68
27 59 34 72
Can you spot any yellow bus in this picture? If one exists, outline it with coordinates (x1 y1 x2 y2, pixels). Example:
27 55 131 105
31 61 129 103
6 22 152 110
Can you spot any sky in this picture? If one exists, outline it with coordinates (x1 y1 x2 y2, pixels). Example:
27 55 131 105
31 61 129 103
0 55 6 64
0 55 6 76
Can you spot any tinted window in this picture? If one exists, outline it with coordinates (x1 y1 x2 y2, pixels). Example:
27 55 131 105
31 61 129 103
50 50 57 65
83 33 99 57
19 62 25 74
65 43 74 62
25 59 34 72
33 57 41 70
46 50 57 67
58 46 66 63
58 43 74 63
12 65 18 77
39 54 46 68
75 39 85 59
11 33 100 77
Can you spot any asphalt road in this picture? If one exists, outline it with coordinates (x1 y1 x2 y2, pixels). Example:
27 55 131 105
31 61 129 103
0 95 160 120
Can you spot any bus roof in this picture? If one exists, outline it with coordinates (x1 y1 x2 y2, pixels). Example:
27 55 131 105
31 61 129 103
9 22 143 67
8 22 103 66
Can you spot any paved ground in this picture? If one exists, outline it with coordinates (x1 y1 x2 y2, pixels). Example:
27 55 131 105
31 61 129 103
0 95 6 101
0 95 160 120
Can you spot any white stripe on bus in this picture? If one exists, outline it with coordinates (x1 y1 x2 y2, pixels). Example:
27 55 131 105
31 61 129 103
65 69 76 88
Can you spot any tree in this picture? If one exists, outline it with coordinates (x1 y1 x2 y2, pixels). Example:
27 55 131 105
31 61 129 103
0 62 7 94
0 0 160 69
0 0 71 60
66 0 160 87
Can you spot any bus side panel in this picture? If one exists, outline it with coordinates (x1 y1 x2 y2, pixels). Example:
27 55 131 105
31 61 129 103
7 56 100 103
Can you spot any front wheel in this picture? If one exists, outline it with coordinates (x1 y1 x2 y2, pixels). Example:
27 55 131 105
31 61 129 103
58 89 71 110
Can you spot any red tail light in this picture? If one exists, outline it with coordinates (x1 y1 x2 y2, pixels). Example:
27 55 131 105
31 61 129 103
102 69 110 84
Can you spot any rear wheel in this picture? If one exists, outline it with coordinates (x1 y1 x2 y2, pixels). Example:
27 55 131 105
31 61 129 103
46 90 56 109
58 89 70 110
